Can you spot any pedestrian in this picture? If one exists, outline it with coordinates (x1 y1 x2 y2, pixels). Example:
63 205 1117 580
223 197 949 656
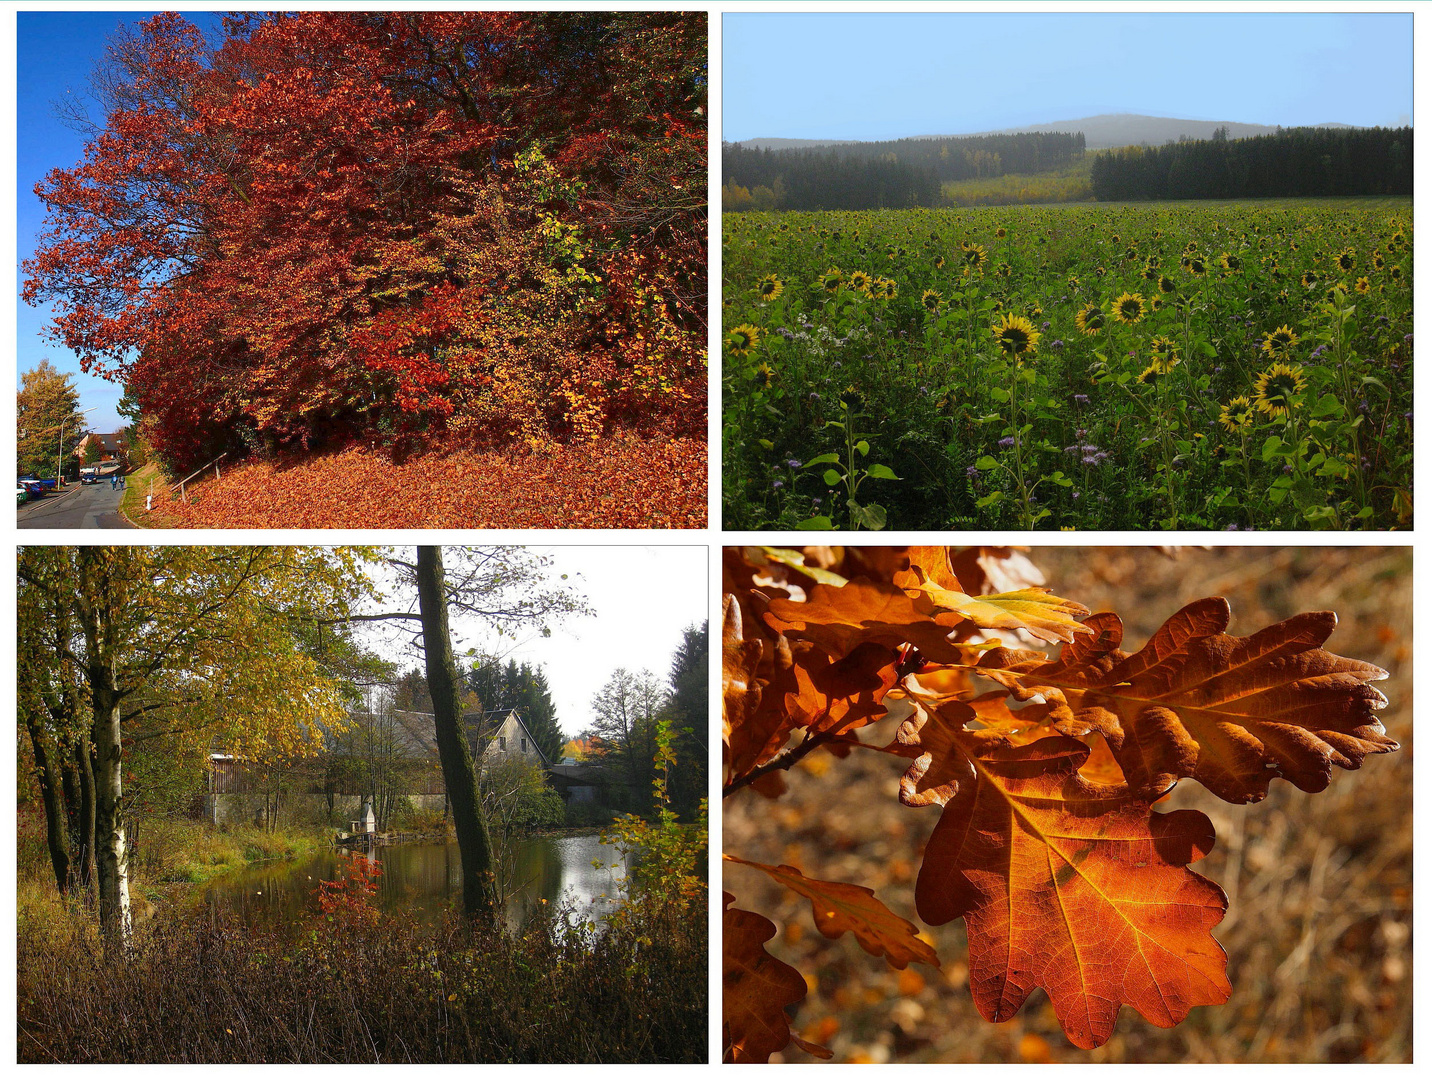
110 475 116 490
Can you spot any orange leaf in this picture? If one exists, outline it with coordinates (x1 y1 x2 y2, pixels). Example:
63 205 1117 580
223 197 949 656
727 856 940 970
914 731 1230 1049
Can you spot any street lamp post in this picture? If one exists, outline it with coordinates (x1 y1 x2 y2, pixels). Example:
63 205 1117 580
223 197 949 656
58 408 96 488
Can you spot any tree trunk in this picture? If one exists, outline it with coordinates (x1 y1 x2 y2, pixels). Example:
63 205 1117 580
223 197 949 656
22 707 71 896
416 546 496 925
76 548 132 950
73 729 97 892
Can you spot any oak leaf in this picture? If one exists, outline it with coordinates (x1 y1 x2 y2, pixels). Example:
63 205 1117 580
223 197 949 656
991 598 1396 803
727 856 940 970
723 892 830 1063
914 730 1230 1049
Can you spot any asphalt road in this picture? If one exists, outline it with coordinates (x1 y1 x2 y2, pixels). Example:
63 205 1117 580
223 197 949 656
17 480 137 530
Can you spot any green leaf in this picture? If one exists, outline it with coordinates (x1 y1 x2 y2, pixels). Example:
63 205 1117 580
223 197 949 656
803 452 840 468
757 439 774 451
793 516 834 531
822 468 842 487
1311 393 1343 418
856 502 888 530
989 387 1011 403
975 456 1000 471
975 491 1005 508
866 463 899 481
855 440 870 457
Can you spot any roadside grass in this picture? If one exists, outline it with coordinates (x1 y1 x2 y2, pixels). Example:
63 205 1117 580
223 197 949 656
125 433 706 529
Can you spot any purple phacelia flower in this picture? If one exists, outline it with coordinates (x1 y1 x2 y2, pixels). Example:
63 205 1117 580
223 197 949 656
998 436 1016 449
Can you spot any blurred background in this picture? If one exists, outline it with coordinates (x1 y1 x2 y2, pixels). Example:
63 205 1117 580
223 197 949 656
723 546 1412 1063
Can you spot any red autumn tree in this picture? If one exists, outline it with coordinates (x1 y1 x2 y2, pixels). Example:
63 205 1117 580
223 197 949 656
25 12 706 471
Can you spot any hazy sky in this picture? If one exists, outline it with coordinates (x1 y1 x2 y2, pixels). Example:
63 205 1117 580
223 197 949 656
356 546 709 744
724 12 1413 142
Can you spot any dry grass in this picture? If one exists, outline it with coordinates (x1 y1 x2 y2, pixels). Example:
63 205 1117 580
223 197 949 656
723 546 1412 1063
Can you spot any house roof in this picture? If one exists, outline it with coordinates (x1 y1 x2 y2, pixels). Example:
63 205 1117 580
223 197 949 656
389 707 550 767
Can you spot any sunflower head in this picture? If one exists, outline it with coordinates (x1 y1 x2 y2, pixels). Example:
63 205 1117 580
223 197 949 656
1336 248 1356 273
1254 362 1307 418
1138 360 1173 386
1158 274 1177 295
1389 264 1403 281
846 270 873 296
1220 252 1241 272
1187 255 1208 276
996 227 1008 239
1219 395 1256 432
1149 335 1179 363
875 276 898 301
755 362 775 390
1355 276 1371 294
962 243 988 271
1112 292 1146 326
1075 303 1105 335
992 313 1040 357
757 274 784 301
921 288 943 315
1301 269 1320 289
820 268 844 293
839 384 866 412
1067 275 1081 290
933 255 946 269
1373 252 1386 270
727 324 761 357
1261 324 1299 359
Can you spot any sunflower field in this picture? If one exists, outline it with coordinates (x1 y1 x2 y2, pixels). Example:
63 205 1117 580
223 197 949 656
722 199 1412 530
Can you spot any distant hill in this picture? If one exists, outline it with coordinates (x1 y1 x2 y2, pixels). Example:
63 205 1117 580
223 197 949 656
735 114 1363 152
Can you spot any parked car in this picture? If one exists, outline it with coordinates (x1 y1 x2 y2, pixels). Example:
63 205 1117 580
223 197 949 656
81 470 101 484
17 484 28 505
17 477 53 496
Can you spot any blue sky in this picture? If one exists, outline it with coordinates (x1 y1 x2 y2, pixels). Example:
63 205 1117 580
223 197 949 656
18 12 222 434
723 12 1413 143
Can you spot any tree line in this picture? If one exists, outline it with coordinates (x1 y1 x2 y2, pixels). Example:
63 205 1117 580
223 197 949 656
1090 126 1413 201
722 131 1085 211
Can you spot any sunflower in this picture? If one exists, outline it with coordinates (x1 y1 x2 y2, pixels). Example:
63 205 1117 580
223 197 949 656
1373 251 1386 270
1138 360 1173 385
1389 264 1403 281
992 313 1040 357
1261 324 1299 359
962 244 988 271
846 270 873 296
756 274 784 301
839 384 866 412
819 268 843 292
1219 395 1256 432
1067 275 1081 290
1150 296 1164 311
1219 252 1241 272
875 276 898 301
1075 302 1105 335
1335 247 1356 273
1112 292 1146 325
996 227 1008 239
1142 262 1161 281
1187 255 1208 277
1300 269 1319 289
1253 362 1307 418
1355 276 1371 294
1158 274 1177 295
920 289 943 315
1149 335 1179 364
933 254 946 269
727 324 760 357
755 362 775 389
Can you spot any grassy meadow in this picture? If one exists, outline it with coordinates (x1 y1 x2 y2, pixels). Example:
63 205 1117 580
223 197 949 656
722 198 1412 531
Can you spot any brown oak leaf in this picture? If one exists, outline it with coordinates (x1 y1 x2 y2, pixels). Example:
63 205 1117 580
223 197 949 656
993 598 1396 802
723 892 831 1063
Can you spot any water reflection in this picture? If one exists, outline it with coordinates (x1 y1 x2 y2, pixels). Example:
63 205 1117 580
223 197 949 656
202 834 629 930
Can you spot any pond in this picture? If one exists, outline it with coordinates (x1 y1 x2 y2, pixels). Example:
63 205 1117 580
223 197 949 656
201 833 630 931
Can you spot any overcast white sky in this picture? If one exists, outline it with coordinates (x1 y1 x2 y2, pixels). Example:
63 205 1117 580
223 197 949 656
355 546 709 742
